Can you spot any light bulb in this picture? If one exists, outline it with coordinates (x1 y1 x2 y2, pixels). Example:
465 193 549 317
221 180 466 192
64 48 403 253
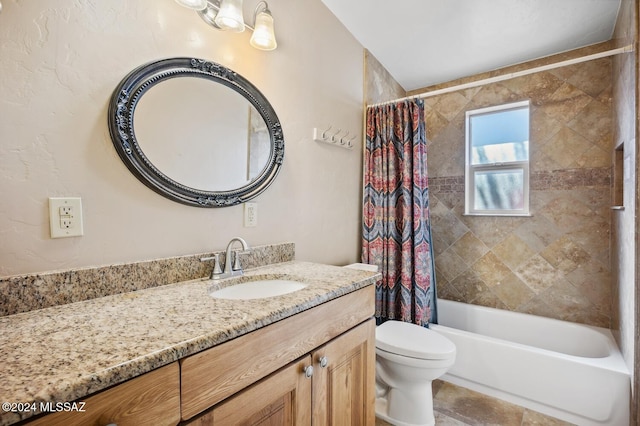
250 10 277 50
214 0 245 33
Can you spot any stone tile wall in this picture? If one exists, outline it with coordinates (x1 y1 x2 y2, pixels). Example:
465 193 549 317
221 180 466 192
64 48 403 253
610 0 637 419
364 50 406 104
424 56 613 327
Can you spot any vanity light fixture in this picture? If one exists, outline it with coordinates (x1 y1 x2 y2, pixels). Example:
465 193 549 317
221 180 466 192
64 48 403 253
177 0 278 51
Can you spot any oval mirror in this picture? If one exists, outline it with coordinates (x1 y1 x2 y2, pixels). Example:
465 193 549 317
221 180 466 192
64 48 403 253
107 58 284 207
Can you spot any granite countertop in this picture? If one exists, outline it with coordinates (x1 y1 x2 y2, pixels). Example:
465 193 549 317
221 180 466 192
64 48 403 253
0 261 379 425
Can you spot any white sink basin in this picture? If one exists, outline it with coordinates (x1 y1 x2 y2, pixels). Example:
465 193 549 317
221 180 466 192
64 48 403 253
209 279 307 300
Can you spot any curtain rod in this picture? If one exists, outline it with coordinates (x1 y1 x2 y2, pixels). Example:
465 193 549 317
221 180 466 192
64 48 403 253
368 44 634 108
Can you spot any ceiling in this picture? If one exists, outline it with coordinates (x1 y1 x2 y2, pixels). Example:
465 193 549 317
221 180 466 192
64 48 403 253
320 0 621 91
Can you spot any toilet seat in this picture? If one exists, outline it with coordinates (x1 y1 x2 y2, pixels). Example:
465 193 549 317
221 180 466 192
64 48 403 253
376 320 455 360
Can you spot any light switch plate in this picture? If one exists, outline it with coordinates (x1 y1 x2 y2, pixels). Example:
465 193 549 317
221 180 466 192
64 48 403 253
49 197 84 238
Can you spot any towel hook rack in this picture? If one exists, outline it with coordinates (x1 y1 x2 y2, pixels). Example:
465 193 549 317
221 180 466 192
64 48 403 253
312 126 356 150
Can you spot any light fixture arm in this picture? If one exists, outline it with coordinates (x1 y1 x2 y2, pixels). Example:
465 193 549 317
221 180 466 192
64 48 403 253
252 1 270 27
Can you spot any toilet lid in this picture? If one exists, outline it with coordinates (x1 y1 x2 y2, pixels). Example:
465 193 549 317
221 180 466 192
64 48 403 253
376 321 455 360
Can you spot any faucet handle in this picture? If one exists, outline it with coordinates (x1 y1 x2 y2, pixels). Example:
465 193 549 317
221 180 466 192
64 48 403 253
232 251 244 271
231 248 252 271
200 253 223 277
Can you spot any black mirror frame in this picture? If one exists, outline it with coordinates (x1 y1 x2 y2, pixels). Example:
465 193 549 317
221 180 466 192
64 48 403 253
107 57 284 207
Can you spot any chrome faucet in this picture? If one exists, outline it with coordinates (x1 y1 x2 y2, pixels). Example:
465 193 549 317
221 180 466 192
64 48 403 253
201 237 250 280
223 237 250 278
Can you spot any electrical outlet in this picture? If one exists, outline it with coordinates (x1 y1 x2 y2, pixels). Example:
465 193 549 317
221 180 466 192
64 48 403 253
49 197 84 238
59 206 73 216
244 202 258 227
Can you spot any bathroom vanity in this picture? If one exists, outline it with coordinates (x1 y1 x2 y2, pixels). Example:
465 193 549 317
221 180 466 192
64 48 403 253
181 289 374 425
0 261 378 425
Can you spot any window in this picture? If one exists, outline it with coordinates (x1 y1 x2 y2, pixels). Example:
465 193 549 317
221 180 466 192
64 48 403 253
465 101 530 216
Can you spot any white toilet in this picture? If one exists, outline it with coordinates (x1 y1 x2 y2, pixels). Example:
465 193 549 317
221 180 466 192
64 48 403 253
342 263 456 425
375 320 456 426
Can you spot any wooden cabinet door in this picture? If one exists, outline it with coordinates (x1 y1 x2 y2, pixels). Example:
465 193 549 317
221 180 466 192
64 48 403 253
185 356 312 426
311 319 376 426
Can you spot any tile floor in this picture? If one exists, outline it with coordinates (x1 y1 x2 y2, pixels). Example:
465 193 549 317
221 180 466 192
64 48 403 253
375 380 575 426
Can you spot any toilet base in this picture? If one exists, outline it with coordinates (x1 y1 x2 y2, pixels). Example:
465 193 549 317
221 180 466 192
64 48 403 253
375 385 435 426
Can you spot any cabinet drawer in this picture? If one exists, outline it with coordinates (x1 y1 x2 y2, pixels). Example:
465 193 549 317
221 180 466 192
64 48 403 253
184 356 312 425
180 285 374 420
26 362 180 426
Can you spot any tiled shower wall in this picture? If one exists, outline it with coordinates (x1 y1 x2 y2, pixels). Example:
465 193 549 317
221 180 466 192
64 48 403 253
364 50 406 105
611 0 637 416
423 56 613 327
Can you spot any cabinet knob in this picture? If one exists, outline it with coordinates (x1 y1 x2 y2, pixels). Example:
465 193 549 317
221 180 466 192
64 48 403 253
319 356 328 368
303 365 314 378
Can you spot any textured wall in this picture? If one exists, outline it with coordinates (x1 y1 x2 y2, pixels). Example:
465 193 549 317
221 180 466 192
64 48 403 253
423 55 613 328
0 0 364 276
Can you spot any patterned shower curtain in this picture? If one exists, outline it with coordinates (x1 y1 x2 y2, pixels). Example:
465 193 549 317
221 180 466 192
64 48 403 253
362 99 437 327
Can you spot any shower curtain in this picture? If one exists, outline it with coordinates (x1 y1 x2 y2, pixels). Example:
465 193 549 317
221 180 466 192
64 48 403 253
362 99 437 327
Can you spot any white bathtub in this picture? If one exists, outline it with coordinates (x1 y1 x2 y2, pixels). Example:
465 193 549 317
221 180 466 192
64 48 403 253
430 299 630 426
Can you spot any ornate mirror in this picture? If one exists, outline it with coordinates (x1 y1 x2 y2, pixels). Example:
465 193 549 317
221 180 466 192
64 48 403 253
107 57 284 207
